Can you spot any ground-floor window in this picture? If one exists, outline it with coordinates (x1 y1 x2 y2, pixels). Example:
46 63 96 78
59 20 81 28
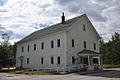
93 58 99 64
51 57 54 64
72 56 75 64
41 57 43 64
27 58 29 64
57 56 60 64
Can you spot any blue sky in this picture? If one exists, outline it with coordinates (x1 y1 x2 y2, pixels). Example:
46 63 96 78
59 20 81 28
0 0 120 44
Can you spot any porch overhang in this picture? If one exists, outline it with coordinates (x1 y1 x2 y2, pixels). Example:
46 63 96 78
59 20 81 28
77 49 101 56
76 49 102 70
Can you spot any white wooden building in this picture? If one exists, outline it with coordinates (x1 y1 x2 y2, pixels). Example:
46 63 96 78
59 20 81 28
16 13 102 72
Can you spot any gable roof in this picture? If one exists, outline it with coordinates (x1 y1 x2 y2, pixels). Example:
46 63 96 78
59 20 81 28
17 14 100 44
77 49 99 55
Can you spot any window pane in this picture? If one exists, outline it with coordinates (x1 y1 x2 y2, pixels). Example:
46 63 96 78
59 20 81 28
72 56 75 64
51 57 54 64
58 56 60 64
41 42 44 49
83 24 85 31
94 43 96 50
28 45 29 52
22 47 24 52
57 39 60 47
93 58 98 64
27 58 29 64
51 40 54 48
84 41 86 48
41 57 43 64
72 39 74 47
34 44 36 51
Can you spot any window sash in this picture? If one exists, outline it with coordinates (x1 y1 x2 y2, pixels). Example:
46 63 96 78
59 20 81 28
57 39 60 47
72 39 74 47
51 40 54 48
51 57 54 64
84 41 86 48
41 57 43 64
41 42 44 49
57 56 60 64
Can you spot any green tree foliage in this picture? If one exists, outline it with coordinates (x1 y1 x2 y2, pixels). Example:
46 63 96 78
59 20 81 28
100 32 120 64
0 32 16 69
0 44 16 68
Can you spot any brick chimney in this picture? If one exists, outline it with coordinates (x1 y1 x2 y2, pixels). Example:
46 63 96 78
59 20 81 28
61 12 65 24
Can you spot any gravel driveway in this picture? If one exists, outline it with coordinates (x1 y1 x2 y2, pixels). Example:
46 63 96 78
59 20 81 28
0 68 120 80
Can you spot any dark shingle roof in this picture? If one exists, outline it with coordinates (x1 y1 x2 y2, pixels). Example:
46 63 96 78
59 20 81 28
17 14 85 44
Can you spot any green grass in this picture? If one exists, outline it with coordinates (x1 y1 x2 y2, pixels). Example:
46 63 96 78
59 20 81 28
8 70 55 75
103 64 120 68
0 68 61 75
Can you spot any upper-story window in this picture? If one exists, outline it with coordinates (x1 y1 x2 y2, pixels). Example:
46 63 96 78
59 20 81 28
72 39 74 47
41 42 44 50
51 40 54 48
34 44 36 51
51 57 54 64
72 56 75 64
57 39 60 47
57 56 60 64
94 43 96 50
27 58 29 64
84 41 86 48
21 46 24 52
83 24 86 31
27 45 29 52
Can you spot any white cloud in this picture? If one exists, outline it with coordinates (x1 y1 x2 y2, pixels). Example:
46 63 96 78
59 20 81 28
0 0 120 44
0 0 56 45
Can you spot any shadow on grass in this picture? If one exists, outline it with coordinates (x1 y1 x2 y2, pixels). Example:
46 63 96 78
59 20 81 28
0 69 16 73
75 69 120 78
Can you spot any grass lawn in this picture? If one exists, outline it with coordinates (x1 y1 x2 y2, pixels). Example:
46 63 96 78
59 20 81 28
8 70 55 75
0 68 62 75
103 64 120 68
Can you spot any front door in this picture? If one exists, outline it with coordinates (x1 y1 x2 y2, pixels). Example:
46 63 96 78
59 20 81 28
21 59 23 67
83 57 88 65
20 56 24 68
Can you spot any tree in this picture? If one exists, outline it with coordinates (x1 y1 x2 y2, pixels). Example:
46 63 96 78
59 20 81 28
0 25 16 69
0 33 9 46
100 32 120 64
0 45 14 68
9 43 17 66
0 44 16 69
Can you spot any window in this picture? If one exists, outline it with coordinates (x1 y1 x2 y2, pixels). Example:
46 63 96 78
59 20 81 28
57 56 60 64
51 40 54 48
34 44 36 51
83 24 86 31
84 41 86 48
41 57 43 64
72 56 75 64
57 39 60 47
94 43 96 50
41 42 44 50
27 58 29 64
72 39 74 47
51 57 54 64
22 47 24 52
27 45 29 52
